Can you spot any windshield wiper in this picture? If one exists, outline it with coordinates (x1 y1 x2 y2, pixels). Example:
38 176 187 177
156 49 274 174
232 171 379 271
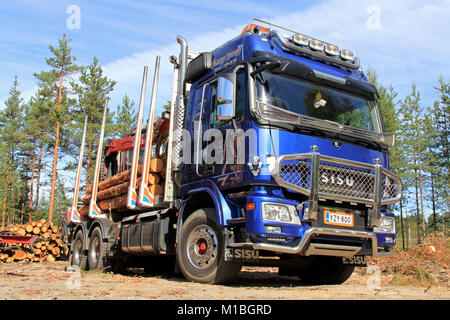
250 61 281 77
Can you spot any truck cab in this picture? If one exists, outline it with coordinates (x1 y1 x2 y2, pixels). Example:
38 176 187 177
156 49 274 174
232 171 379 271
172 19 401 283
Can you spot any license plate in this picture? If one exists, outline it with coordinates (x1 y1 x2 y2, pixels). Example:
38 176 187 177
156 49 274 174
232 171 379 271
324 210 354 227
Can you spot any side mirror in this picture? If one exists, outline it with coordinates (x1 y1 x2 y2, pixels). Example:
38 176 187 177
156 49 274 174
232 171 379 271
217 76 234 120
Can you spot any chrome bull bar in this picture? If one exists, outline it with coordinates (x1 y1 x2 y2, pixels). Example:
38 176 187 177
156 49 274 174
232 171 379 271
272 149 402 227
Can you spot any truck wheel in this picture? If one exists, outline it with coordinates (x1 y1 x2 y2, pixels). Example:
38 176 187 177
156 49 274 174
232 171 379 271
176 208 241 284
87 227 108 270
71 230 88 271
296 256 355 285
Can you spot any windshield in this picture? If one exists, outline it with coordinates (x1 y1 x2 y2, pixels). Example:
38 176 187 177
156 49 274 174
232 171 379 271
254 71 381 132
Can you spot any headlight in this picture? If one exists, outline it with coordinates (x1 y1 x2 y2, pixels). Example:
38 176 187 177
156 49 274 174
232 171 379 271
262 203 300 224
373 215 396 234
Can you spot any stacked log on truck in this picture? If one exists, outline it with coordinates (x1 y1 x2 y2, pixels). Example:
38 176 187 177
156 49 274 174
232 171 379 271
80 158 165 214
0 219 67 263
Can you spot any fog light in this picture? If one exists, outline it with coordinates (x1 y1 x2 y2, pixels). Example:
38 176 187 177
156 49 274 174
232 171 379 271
385 237 394 243
265 225 282 233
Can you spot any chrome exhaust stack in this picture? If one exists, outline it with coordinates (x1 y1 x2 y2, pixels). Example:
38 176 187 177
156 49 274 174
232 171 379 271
172 35 188 173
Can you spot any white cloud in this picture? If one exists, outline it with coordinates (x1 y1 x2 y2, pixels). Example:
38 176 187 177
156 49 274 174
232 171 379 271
102 0 449 114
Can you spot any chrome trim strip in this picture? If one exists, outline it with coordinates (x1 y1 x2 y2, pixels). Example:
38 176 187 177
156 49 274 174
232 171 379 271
314 70 347 85
254 101 395 148
305 243 362 258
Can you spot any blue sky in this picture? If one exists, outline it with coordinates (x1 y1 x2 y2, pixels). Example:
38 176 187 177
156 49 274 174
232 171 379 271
1 0 449 216
1 0 449 115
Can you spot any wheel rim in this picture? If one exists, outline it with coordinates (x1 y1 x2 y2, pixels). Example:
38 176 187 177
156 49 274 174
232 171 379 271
89 236 100 267
186 225 218 269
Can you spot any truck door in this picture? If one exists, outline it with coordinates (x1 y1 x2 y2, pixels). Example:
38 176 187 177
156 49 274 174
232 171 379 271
195 84 216 177
183 83 215 180
209 67 247 180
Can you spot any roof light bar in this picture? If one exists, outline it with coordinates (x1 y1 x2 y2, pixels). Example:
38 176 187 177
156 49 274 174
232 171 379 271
245 18 360 69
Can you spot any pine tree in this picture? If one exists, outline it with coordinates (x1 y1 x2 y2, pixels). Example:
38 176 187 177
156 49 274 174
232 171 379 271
23 94 54 221
429 76 449 212
0 76 25 227
34 34 79 223
399 84 427 243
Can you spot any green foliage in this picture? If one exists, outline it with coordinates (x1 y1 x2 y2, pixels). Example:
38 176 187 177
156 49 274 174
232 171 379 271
114 94 137 138
69 56 116 182
0 76 27 227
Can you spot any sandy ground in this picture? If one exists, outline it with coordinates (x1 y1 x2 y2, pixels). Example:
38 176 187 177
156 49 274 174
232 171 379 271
0 261 448 300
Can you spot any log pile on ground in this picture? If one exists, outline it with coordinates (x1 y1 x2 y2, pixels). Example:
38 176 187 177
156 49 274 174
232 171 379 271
0 219 68 263
80 158 165 214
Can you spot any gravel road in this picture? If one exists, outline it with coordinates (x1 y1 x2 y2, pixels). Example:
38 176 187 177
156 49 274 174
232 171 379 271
0 261 448 301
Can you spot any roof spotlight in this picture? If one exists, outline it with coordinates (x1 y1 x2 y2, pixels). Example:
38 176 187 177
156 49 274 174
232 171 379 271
325 44 339 56
340 49 355 61
292 34 309 46
309 39 324 51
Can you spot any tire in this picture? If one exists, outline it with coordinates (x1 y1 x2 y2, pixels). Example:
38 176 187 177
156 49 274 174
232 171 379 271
176 208 241 284
87 227 108 270
70 230 88 271
295 256 355 285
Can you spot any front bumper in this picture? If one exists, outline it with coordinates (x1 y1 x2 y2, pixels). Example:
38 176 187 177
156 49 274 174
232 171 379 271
229 226 391 258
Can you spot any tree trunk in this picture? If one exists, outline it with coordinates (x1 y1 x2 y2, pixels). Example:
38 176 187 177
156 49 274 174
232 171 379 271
1 147 11 228
33 142 43 221
417 141 425 234
48 68 64 224
414 174 421 244
430 172 437 232
29 137 36 218
21 202 24 225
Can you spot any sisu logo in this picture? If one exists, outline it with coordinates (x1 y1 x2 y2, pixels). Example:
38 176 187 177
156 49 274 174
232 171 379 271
321 173 354 187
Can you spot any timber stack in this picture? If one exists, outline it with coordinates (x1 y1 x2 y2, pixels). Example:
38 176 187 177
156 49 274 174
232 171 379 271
0 219 68 263
80 157 165 214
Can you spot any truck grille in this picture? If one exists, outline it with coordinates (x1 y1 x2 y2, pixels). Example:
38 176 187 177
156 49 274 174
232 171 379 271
276 154 402 205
